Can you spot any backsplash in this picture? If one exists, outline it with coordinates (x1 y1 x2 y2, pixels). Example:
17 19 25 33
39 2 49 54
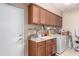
27 24 62 38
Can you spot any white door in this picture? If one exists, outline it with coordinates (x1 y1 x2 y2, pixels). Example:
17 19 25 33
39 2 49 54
0 4 24 56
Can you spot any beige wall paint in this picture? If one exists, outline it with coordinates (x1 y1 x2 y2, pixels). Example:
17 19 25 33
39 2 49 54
63 9 79 48
63 9 79 34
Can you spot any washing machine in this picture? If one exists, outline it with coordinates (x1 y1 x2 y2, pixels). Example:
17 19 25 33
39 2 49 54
56 35 67 54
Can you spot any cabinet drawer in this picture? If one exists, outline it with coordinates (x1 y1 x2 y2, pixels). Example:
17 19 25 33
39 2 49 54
37 41 45 47
46 46 52 56
46 40 51 44
29 40 36 46
52 39 56 44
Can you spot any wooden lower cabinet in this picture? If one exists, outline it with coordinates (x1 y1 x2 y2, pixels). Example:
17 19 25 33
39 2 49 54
37 41 46 56
28 40 46 56
28 40 37 56
37 45 46 56
51 39 56 54
46 40 52 56
28 39 56 56
46 45 52 56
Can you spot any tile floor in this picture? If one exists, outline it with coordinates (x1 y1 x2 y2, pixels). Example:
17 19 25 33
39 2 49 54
59 48 79 56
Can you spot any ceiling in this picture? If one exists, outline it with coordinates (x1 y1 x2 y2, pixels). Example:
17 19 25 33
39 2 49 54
8 3 79 12
7 3 29 9
49 3 79 12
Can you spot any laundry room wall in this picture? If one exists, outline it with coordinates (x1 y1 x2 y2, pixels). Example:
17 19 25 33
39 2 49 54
8 3 63 55
62 8 79 48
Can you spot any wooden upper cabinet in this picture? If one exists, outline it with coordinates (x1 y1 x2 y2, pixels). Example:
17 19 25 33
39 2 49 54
46 11 51 25
28 4 62 27
51 39 56 54
59 17 62 27
56 16 62 27
50 13 56 26
49 13 53 25
28 4 40 24
40 8 46 25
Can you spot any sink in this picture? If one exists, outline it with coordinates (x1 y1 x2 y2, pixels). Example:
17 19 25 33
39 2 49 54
30 35 57 42
39 36 54 39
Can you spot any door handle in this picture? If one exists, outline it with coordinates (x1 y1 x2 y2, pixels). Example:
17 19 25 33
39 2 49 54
19 34 22 37
18 38 23 41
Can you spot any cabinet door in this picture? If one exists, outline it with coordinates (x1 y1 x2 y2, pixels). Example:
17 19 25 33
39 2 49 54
40 8 46 25
56 16 62 27
32 5 40 24
28 40 37 56
51 39 56 54
49 13 53 25
28 4 40 24
50 13 57 26
45 11 51 25
37 46 46 56
46 45 52 56
46 40 52 56
59 18 62 27
37 41 46 56
55 16 58 27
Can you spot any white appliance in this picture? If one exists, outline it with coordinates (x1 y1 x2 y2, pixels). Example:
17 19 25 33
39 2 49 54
56 35 67 54
75 28 79 51
75 28 79 37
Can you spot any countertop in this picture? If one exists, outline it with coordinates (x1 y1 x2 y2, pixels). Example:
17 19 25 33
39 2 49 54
30 35 57 42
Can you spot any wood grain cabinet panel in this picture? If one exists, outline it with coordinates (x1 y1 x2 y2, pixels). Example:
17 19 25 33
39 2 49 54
55 17 58 27
46 45 52 56
59 18 62 27
37 41 46 56
28 4 40 24
46 40 52 56
28 4 62 27
28 39 56 56
37 45 46 56
28 40 37 56
46 11 51 25
40 8 46 25
51 39 56 54
56 16 62 27
46 40 51 45
37 41 45 47
49 13 53 25
51 13 57 26
28 40 46 56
